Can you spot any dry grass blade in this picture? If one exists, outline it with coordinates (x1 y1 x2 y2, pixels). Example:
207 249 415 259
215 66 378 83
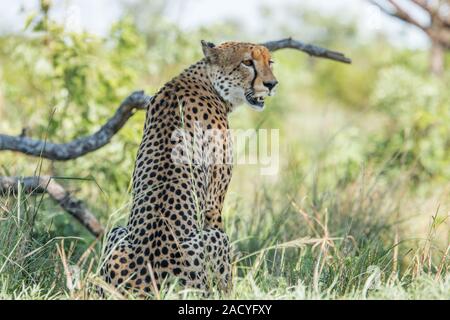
147 262 161 300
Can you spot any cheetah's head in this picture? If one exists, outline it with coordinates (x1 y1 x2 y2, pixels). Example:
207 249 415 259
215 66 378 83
201 41 278 111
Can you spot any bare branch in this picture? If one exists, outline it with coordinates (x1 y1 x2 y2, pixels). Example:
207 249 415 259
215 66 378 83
369 0 429 32
0 176 104 237
388 0 428 27
0 91 153 161
410 0 449 21
412 0 450 29
262 38 352 64
410 0 436 13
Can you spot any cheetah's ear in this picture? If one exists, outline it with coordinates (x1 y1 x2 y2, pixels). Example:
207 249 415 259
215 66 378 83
201 40 218 64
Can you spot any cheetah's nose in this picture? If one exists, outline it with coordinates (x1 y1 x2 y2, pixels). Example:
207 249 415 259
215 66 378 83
263 80 278 91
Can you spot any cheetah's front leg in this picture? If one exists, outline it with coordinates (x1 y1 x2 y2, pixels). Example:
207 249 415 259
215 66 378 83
101 226 141 294
180 228 232 293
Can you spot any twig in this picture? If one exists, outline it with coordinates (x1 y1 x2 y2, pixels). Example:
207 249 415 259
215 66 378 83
369 0 450 50
368 0 429 32
0 176 104 237
0 91 152 161
262 37 352 64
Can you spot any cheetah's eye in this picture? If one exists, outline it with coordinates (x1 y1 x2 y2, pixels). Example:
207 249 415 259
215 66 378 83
242 60 253 67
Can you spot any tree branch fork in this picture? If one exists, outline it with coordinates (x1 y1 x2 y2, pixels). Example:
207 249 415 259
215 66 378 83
369 0 450 48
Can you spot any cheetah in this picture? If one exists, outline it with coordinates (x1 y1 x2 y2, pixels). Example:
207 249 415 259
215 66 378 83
101 41 278 295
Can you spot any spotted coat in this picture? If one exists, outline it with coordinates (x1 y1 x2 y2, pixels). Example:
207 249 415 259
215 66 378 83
101 41 278 295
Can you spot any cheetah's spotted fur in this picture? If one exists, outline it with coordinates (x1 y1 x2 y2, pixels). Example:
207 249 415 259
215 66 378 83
101 41 278 295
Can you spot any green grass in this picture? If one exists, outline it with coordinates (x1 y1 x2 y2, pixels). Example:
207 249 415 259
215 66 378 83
0 158 448 300
1 88 449 300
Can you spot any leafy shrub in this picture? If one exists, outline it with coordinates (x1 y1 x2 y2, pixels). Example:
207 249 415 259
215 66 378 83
369 66 450 181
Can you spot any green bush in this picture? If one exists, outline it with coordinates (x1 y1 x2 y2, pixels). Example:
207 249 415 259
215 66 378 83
369 66 450 181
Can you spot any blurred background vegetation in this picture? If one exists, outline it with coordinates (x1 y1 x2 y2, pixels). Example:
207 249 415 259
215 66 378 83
0 0 449 299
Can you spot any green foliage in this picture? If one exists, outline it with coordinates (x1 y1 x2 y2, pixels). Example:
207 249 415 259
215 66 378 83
369 66 450 180
21 6 145 138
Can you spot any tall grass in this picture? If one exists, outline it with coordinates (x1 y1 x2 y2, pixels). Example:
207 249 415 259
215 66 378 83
0 156 448 299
